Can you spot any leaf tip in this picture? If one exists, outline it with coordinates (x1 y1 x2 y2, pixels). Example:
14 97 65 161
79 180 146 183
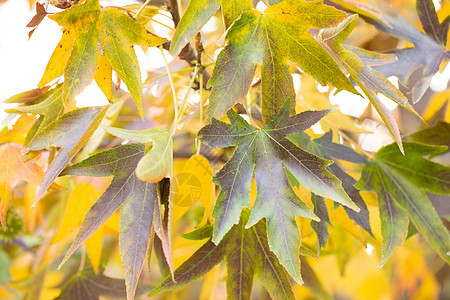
138 107 145 120
57 258 66 270
377 256 388 270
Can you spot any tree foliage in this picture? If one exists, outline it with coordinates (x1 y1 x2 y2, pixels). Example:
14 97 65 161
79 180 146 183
0 0 449 299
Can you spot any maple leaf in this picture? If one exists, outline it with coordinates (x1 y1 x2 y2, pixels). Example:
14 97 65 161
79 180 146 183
410 121 450 149
150 210 295 298
319 14 420 152
198 101 358 283
7 84 64 141
38 29 75 88
356 142 450 267
291 131 373 239
103 126 172 182
170 0 252 56
46 0 166 116
416 0 450 46
27 106 106 206
59 144 168 300
0 143 44 229
55 263 152 300
325 0 387 23
310 193 331 249
206 0 356 121
366 0 450 103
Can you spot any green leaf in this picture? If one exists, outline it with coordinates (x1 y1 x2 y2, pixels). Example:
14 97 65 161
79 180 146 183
97 8 165 118
374 142 450 196
181 225 213 240
149 241 226 296
103 126 172 182
169 0 252 56
150 210 295 299
357 141 450 266
199 101 357 283
306 131 367 164
310 193 330 249
55 264 152 300
221 0 253 28
27 106 105 205
49 0 101 107
292 131 373 236
169 0 220 56
8 84 64 140
410 121 450 148
59 144 165 300
49 0 166 115
119 175 160 300
357 164 409 268
64 24 100 108
206 0 356 121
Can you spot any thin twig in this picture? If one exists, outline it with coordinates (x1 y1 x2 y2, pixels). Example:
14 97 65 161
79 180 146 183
135 0 152 19
160 46 179 135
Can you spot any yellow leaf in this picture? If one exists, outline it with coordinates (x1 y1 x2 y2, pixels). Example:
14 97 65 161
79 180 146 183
104 211 120 233
53 183 103 272
422 89 450 122
94 55 113 102
39 270 63 300
172 155 215 224
84 226 103 273
38 29 75 88
330 205 369 246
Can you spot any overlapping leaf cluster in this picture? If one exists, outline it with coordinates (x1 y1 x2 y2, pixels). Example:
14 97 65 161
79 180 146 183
0 0 449 299
41 0 166 115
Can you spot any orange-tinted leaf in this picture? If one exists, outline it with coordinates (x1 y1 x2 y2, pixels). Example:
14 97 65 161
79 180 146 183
26 2 47 38
3 86 50 104
0 143 44 229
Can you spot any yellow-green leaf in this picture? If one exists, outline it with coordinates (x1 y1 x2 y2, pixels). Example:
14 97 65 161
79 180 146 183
103 126 172 182
207 0 356 121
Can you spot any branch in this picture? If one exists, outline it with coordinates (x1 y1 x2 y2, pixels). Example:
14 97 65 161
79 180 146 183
164 0 211 89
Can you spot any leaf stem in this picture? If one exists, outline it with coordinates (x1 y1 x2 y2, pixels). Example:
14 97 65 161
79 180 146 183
201 49 215 62
159 47 179 136
196 72 204 155
135 0 152 19
177 65 200 124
